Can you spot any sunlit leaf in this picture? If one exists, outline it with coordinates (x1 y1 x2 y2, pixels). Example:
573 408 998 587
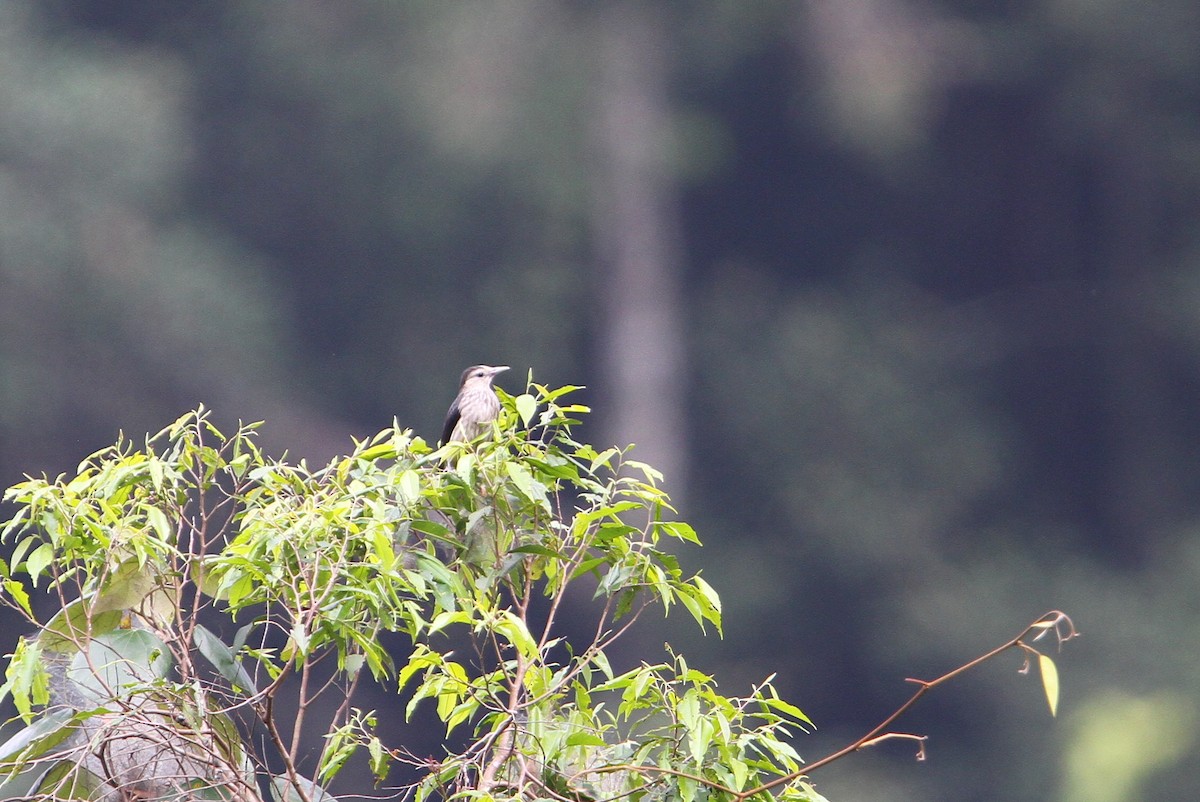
3 581 32 618
0 638 49 721
657 521 701 544
515 393 538 427
1038 653 1059 717
368 736 389 780
145 506 172 543
566 732 608 747
506 462 549 509
23 544 53 586
359 443 398 461
588 447 620 472
398 470 422 504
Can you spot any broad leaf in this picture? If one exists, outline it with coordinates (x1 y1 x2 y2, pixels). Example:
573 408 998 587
194 624 259 695
66 629 173 705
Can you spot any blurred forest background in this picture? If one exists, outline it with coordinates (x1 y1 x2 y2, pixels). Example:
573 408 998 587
1 1 1198 800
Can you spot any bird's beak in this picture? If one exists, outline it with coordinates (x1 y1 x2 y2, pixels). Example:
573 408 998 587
490 366 511 376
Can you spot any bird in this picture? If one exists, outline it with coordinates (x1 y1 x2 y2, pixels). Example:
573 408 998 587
440 364 510 446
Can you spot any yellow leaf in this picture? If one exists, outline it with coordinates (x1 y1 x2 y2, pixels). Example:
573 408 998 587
1038 653 1059 717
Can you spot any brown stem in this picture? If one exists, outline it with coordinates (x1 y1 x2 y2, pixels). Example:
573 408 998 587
478 645 529 791
261 691 313 802
741 610 1076 799
290 649 313 763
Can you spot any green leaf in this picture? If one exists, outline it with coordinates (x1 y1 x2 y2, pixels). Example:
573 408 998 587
92 559 158 614
761 696 813 728
453 452 476 481
0 708 76 765
535 383 585 402
524 457 579 481
288 622 311 662
444 697 478 736
191 559 227 601
657 520 701 545
588 447 620 472
570 556 607 579
3 581 32 617
688 714 714 764
7 538 37 578
359 443 398 461
317 739 356 786
40 599 124 653
566 732 608 747
32 758 106 798
679 773 697 802
66 629 173 705
145 506 172 541
0 638 50 721
194 625 258 694
591 650 614 681
505 462 549 509
398 470 422 504
756 733 802 770
1038 653 1060 717
678 576 723 635
623 460 664 484
428 610 472 635
232 623 255 651
495 611 538 661
23 544 53 586
368 736 389 780
692 575 721 606
0 762 60 801
225 573 256 609
795 781 834 802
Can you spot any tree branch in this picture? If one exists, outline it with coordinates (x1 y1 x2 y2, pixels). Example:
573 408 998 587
743 610 1077 799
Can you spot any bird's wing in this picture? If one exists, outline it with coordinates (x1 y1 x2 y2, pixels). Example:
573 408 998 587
440 398 462 446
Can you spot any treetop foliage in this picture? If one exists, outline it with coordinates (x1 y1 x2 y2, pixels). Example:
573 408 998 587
0 381 832 802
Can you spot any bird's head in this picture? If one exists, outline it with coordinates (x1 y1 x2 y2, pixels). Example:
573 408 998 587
459 364 510 389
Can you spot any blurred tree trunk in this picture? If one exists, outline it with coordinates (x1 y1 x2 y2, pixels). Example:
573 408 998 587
590 5 688 499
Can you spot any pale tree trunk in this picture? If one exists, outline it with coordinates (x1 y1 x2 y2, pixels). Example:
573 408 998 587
590 4 688 501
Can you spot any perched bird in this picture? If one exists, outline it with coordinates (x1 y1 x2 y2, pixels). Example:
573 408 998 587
440 365 510 445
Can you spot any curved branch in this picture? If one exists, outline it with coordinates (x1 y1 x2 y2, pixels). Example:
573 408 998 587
743 610 1077 799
